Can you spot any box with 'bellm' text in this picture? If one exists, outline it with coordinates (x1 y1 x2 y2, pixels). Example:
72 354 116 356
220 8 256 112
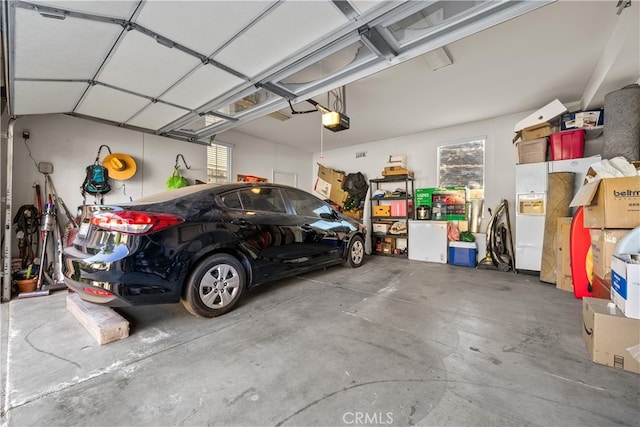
570 175 640 229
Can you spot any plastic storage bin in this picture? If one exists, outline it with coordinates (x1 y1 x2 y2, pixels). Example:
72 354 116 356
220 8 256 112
550 129 585 160
516 137 547 164
448 241 477 267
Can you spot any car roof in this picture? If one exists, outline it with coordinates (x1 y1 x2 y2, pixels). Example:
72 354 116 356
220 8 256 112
125 182 299 205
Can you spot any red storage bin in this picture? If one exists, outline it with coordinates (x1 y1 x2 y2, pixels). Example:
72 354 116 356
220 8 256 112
550 129 585 160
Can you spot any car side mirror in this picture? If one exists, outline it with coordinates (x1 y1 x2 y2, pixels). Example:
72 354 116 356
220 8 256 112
320 211 339 220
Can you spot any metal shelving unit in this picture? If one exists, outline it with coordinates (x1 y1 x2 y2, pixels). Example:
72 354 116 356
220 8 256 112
369 174 414 256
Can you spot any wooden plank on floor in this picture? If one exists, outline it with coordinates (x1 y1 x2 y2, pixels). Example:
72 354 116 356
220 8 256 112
67 293 129 345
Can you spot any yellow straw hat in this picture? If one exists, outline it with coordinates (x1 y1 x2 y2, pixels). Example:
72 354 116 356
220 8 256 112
103 153 137 180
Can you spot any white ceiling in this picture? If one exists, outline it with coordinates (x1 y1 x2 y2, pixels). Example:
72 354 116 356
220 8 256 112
233 0 640 152
2 1 639 154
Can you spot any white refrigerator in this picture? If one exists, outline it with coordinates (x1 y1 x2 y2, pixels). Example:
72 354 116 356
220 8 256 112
408 220 448 264
514 155 601 272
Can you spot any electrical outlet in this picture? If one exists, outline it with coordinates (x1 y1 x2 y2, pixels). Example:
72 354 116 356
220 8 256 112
22 130 30 140
38 162 54 174
355 151 367 158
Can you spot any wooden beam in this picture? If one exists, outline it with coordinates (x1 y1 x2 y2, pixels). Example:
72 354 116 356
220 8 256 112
67 293 129 345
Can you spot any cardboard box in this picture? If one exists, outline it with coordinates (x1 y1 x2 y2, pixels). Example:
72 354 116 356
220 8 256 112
556 217 573 292
415 187 467 221
382 166 414 177
414 187 466 221
582 297 640 374
382 237 395 254
342 209 363 221
611 254 640 319
516 137 548 164
570 175 640 229
513 122 552 143
590 229 630 280
315 164 348 207
374 205 391 217
415 188 435 208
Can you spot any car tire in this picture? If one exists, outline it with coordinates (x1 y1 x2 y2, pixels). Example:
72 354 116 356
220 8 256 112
181 254 246 318
343 235 365 268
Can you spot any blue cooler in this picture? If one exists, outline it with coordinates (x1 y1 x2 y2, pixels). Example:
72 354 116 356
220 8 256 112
449 241 477 267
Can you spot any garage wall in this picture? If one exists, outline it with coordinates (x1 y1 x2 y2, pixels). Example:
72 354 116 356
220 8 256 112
219 130 313 189
310 109 536 232
8 114 206 214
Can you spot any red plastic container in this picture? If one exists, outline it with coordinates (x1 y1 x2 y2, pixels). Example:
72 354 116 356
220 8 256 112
550 129 585 160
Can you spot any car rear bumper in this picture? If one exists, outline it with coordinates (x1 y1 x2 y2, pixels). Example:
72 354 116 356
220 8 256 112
64 276 129 306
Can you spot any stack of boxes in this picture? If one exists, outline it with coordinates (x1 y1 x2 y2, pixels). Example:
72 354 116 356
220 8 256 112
571 163 640 307
314 164 349 208
314 163 366 220
513 100 601 164
514 122 552 164
571 162 640 374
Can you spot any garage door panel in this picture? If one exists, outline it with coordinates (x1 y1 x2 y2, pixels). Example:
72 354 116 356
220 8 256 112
13 81 87 115
96 30 201 98
214 1 348 78
135 1 277 57
127 103 191 131
160 64 246 110
14 8 122 80
76 85 150 124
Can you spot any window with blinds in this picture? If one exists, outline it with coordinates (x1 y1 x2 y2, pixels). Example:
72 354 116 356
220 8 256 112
207 143 231 183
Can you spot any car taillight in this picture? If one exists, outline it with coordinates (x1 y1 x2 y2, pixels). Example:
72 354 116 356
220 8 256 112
90 211 184 235
83 287 114 297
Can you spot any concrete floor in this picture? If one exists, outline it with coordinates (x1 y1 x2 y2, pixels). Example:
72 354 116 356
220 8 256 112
1 255 639 426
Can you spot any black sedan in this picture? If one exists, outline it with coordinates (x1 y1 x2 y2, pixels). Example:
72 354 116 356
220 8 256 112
63 183 366 317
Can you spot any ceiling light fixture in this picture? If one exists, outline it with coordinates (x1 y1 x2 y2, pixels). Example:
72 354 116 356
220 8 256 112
423 46 453 71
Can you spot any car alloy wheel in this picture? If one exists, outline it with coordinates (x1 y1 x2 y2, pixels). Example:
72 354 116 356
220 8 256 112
344 235 365 268
182 254 246 318
200 263 241 309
